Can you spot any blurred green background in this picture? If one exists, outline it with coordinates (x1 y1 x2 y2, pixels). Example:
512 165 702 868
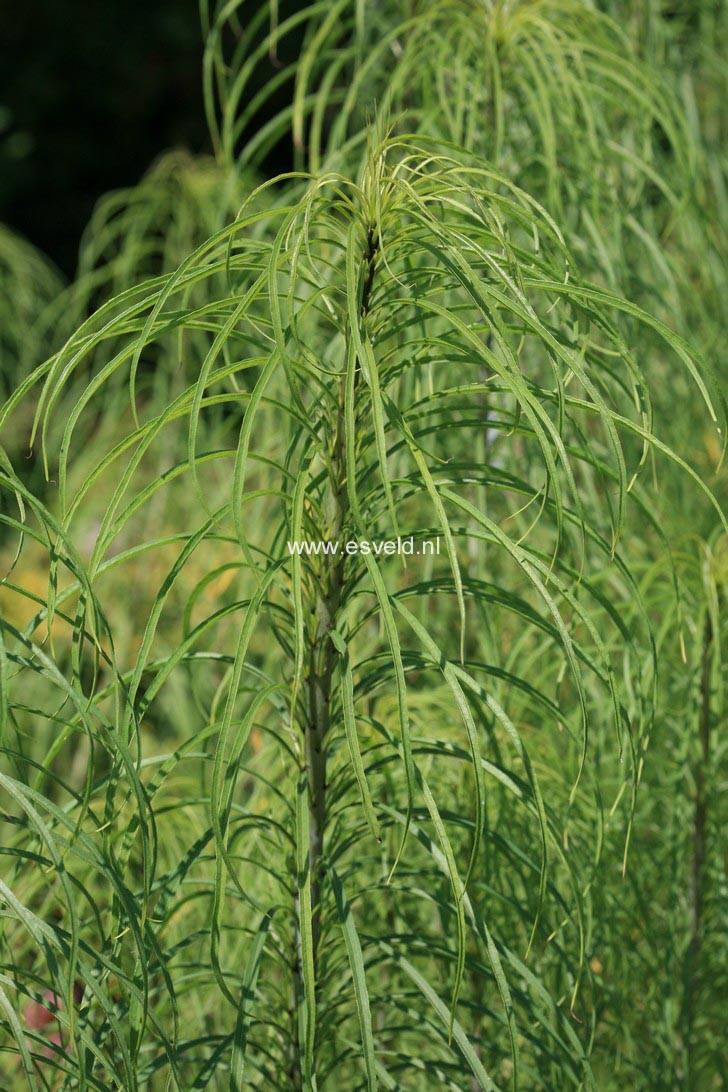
0 1 212 274
0 0 309 276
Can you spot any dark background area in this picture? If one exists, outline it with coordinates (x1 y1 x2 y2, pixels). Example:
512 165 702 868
0 1 211 276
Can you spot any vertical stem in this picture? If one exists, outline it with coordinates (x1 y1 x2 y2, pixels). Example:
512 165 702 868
292 224 379 1074
692 613 712 948
685 609 713 1081
306 487 345 956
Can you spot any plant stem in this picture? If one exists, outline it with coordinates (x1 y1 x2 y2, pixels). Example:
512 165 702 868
294 222 379 1074
685 609 713 1080
692 613 712 946
306 499 345 956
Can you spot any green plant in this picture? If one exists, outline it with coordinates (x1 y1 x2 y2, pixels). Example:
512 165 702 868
1 2 726 1089
0 227 66 400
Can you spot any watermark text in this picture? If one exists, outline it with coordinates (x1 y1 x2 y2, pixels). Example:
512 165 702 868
287 535 441 557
